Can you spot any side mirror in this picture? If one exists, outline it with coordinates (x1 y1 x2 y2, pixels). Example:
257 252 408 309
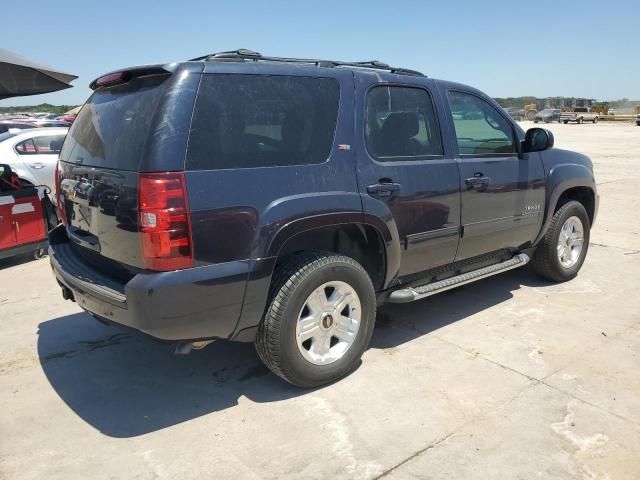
523 128 554 153
522 128 554 153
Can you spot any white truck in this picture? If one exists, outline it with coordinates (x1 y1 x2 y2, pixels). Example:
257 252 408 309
561 107 599 124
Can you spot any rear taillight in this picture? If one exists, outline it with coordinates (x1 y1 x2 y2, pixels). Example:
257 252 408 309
54 161 67 225
138 172 193 271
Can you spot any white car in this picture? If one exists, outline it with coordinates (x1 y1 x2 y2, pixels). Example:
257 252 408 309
0 127 68 193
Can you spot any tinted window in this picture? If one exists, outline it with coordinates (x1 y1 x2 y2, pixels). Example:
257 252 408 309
187 75 339 170
59 75 168 170
447 91 516 155
33 135 66 154
365 86 442 160
15 139 37 154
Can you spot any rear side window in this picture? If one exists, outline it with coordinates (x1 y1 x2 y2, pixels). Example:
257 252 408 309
32 135 66 154
187 75 340 170
365 86 443 161
15 139 37 154
447 91 516 155
59 75 168 170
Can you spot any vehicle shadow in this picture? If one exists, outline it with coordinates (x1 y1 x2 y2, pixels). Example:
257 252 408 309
37 268 552 438
0 253 43 270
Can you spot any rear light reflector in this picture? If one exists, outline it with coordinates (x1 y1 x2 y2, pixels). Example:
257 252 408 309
138 172 193 271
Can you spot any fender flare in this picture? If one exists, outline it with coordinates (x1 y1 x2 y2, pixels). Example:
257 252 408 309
265 212 399 285
534 163 596 245
231 209 400 341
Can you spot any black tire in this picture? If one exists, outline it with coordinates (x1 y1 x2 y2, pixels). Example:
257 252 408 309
593 117 598 124
563 121 568 124
531 201 590 282
256 252 376 387
577 117 583 124
33 248 47 260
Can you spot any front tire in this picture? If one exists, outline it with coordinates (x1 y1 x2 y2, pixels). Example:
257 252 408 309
531 201 590 282
256 252 376 387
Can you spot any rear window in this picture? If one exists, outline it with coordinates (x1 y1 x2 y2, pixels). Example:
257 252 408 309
187 74 340 170
59 75 168 170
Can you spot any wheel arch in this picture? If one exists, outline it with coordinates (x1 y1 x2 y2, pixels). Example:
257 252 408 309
231 217 393 342
534 163 597 246
271 221 389 292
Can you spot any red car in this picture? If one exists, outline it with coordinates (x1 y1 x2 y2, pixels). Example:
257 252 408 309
55 114 76 123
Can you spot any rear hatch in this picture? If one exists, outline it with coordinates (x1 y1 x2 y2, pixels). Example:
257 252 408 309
57 64 201 276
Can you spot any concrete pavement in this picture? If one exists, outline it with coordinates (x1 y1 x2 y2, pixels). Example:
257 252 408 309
1 121 639 479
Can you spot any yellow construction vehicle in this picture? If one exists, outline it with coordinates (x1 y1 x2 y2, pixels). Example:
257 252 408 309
524 103 537 121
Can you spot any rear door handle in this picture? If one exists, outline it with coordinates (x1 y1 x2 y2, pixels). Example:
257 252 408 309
367 182 401 197
29 162 45 169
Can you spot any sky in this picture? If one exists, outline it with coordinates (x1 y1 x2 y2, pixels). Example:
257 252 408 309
2 0 638 106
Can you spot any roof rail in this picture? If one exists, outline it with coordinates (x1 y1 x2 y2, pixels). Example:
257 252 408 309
188 49 425 76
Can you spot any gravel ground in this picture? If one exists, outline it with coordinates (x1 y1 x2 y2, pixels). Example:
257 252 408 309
1 121 639 479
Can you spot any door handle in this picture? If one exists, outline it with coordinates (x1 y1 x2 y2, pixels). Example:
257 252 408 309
30 162 45 169
367 182 401 197
465 176 491 188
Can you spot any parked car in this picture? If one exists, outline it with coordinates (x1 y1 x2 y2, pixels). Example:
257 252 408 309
49 50 598 387
503 107 525 121
32 119 72 128
55 114 76 123
561 107 599 124
0 128 68 192
0 121 34 134
636 113 640 126
534 108 561 123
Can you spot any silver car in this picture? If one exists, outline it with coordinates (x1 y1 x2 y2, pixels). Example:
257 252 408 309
0 127 68 191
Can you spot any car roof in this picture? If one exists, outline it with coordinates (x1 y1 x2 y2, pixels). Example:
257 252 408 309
2 127 68 140
91 50 427 89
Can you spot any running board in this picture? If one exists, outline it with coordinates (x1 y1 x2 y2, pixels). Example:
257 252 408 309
388 253 530 303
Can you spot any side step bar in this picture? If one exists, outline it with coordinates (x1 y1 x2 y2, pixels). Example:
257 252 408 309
388 253 530 304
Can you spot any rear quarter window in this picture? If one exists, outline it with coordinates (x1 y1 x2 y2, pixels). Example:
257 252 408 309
187 74 340 170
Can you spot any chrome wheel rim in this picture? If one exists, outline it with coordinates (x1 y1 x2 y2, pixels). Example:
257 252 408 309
557 216 584 268
295 281 361 366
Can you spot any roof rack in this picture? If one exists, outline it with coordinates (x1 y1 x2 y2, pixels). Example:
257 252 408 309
189 49 425 77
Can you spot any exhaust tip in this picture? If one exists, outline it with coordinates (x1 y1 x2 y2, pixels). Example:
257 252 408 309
174 340 214 355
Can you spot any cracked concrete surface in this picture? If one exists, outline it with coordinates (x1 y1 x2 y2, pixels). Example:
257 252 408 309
1 122 639 479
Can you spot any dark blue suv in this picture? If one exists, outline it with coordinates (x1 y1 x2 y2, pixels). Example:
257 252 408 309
50 50 598 387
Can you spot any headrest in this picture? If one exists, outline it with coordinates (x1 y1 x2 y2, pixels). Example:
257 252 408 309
380 112 419 138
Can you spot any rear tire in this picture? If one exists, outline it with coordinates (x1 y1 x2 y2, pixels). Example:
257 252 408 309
593 116 598 124
577 117 583 124
531 201 590 282
256 252 376 387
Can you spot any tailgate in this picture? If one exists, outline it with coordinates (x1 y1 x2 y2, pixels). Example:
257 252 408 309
58 161 142 269
57 71 175 271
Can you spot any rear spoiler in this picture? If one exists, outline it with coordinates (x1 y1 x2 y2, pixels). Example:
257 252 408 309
89 64 172 90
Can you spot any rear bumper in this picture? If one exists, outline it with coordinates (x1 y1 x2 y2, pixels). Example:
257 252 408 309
49 225 264 342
